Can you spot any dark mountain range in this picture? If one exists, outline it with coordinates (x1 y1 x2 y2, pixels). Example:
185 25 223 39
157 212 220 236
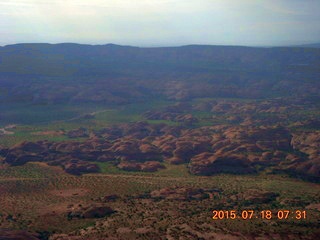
293 43 320 48
0 43 319 104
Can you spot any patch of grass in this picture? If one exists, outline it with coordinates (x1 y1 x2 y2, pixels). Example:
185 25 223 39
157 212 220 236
94 100 173 125
94 109 142 124
0 103 94 126
0 127 70 147
0 162 59 179
96 162 192 178
154 163 192 178
146 119 178 126
95 162 128 175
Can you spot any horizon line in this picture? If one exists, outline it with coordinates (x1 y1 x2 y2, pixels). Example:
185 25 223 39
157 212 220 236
1 41 320 48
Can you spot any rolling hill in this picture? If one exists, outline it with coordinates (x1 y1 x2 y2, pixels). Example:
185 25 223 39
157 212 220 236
0 43 319 105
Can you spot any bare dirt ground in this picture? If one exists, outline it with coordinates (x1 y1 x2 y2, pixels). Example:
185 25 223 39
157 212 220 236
49 188 89 198
38 202 73 216
0 186 7 195
306 203 320 211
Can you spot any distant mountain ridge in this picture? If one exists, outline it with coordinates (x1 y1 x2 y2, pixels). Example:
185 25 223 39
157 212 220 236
0 43 319 104
292 43 320 48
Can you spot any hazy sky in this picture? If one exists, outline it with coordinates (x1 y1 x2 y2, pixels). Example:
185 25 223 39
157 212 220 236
1 0 320 46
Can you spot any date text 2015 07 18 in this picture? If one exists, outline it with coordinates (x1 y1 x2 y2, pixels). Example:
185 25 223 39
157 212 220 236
212 210 307 220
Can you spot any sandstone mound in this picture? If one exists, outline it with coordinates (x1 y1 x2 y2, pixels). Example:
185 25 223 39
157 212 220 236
231 189 279 205
189 153 255 175
67 204 115 219
150 187 221 201
1 122 319 180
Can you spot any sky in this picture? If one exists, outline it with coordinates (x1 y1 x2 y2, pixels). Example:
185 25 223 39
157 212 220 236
0 0 320 47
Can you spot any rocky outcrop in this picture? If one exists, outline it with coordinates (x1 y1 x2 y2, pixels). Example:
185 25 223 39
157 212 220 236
67 128 89 138
0 146 8 157
101 194 119 202
143 109 198 125
2 122 319 180
67 204 115 219
4 153 42 166
189 153 255 175
284 131 320 181
12 141 47 153
150 187 220 201
62 160 100 175
230 189 279 205
0 229 40 240
291 131 320 157
117 161 141 171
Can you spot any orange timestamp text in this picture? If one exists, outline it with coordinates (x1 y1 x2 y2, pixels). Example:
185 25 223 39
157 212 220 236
212 210 306 220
